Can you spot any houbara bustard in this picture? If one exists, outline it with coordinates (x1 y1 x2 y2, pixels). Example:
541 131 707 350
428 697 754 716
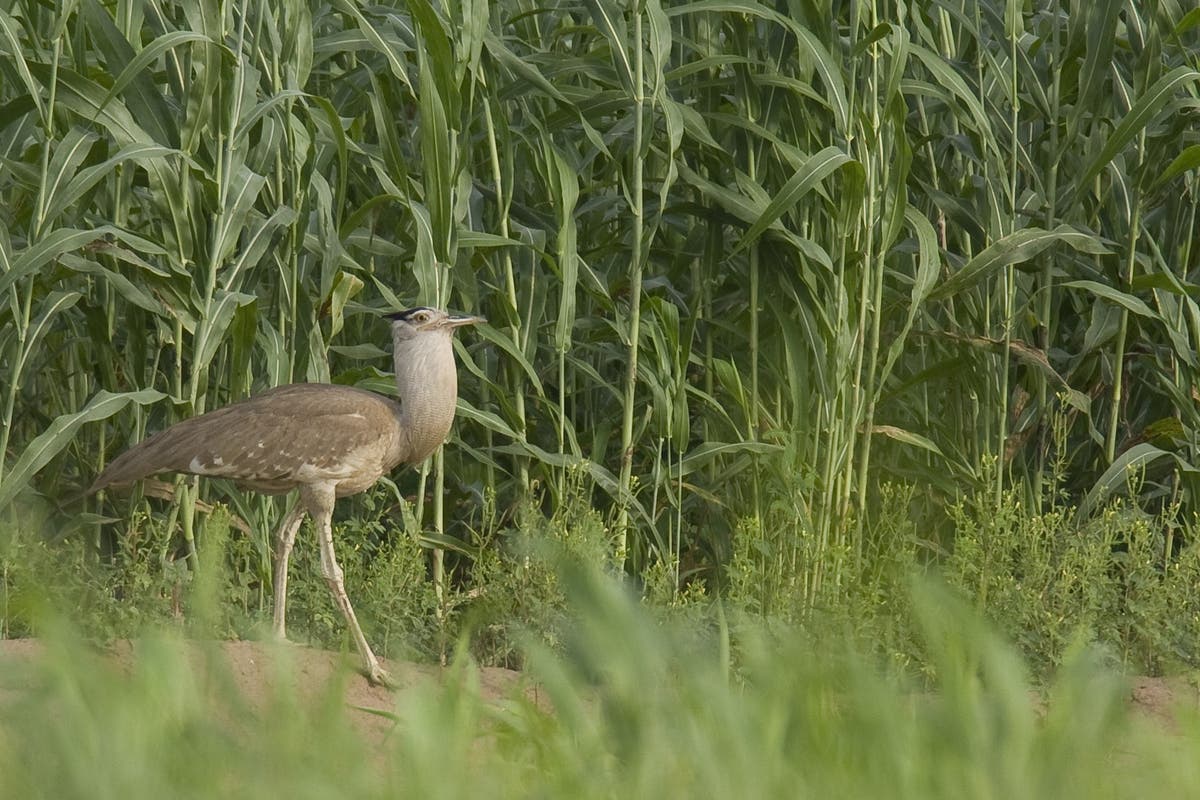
90 306 484 686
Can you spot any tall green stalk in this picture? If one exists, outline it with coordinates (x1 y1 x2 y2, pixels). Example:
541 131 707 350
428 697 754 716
615 0 646 567
483 97 530 493
996 1 1020 508
1106 134 1145 464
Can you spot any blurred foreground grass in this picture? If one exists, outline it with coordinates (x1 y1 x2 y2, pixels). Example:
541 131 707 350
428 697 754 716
0 564 1197 800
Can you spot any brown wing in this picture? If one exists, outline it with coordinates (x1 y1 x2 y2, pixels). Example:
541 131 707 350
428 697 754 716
90 384 403 495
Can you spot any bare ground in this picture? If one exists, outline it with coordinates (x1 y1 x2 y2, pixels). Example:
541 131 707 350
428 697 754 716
0 637 540 749
0 637 1196 745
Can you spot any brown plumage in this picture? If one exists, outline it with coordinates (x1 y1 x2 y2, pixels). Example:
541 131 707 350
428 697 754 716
91 384 410 497
91 306 483 686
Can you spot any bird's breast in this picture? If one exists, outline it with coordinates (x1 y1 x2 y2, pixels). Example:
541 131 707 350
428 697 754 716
399 374 458 464
392 332 461 464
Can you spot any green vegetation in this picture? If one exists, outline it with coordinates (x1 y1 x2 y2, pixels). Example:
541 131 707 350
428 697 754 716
1 565 1197 799
2 0 1200 792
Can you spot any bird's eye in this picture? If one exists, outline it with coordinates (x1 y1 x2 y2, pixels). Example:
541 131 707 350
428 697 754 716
415 311 429 323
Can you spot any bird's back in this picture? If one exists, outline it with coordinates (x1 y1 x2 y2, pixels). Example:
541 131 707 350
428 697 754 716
90 384 407 496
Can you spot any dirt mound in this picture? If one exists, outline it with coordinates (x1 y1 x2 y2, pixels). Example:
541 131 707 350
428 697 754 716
1 638 1195 740
0 637 537 748
1128 674 1198 732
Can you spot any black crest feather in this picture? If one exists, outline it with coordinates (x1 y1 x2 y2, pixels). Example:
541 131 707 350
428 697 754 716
385 306 434 321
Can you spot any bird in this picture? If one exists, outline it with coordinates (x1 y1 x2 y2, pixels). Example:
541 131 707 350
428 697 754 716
90 306 484 686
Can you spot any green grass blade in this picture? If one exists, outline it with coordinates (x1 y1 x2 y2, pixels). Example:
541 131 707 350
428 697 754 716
0 388 166 507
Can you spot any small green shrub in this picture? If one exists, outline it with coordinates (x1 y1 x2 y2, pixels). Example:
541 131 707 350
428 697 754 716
464 477 615 668
945 483 1200 675
725 481 926 673
1 508 185 641
944 486 1116 672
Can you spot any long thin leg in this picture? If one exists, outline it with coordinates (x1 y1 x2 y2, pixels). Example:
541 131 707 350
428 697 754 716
302 484 391 687
271 501 307 640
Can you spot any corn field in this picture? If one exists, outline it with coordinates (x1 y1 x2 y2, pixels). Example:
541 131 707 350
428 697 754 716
1 0 1199 603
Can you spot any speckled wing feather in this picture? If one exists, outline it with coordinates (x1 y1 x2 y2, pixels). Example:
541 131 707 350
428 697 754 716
89 384 405 496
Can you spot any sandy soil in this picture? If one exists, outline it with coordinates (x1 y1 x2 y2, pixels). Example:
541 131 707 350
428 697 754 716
0 637 539 748
1128 674 1198 732
0 637 1195 743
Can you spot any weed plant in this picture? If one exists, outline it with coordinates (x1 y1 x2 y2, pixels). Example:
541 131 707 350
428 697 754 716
1 562 1197 799
5 465 1200 682
947 489 1200 675
722 433 1200 678
464 475 616 668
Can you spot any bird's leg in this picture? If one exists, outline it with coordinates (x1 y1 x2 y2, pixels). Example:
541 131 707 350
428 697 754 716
271 502 307 641
304 485 392 687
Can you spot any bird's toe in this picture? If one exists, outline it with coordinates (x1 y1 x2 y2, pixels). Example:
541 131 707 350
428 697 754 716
367 664 396 689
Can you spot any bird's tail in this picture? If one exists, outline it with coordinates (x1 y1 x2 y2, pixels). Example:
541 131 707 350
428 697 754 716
89 425 196 494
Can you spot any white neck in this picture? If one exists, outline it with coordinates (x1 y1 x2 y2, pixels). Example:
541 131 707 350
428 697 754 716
391 326 459 463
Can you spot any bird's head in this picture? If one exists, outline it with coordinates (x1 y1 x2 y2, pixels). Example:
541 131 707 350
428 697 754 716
386 306 484 341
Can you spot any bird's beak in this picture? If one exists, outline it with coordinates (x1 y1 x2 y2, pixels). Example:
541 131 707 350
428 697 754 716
445 314 485 328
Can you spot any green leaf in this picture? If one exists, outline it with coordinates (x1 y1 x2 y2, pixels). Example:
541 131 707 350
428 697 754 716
794 25 849 132
880 102 912 251
548 144 580 353
931 225 1110 300
456 229 522 249
331 0 413 91
878 208 939 389
417 45 453 263
1073 66 1200 195
582 0 634 94
482 30 568 103
328 270 364 339
194 290 257 377
471 322 546 399
43 143 179 227
180 0 224 154
39 127 98 231
329 343 389 360
733 146 853 255
456 398 522 440
59 255 165 315
1069 0 1122 138
1177 7 1200 34
1064 280 1196 367
0 225 123 299
645 0 672 88
672 440 783 479
908 43 1000 161
214 166 268 266
14 291 82 378
677 161 833 269
0 389 167 508
0 8 44 121
81 0 178 147
406 0 457 120
1061 280 1155 318
1153 144 1200 188
1079 443 1176 518
29 64 190 248
95 30 214 129
234 89 309 142
491 440 653 528
870 425 944 456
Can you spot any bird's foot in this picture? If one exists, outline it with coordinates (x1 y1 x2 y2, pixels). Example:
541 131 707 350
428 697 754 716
365 661 396 689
